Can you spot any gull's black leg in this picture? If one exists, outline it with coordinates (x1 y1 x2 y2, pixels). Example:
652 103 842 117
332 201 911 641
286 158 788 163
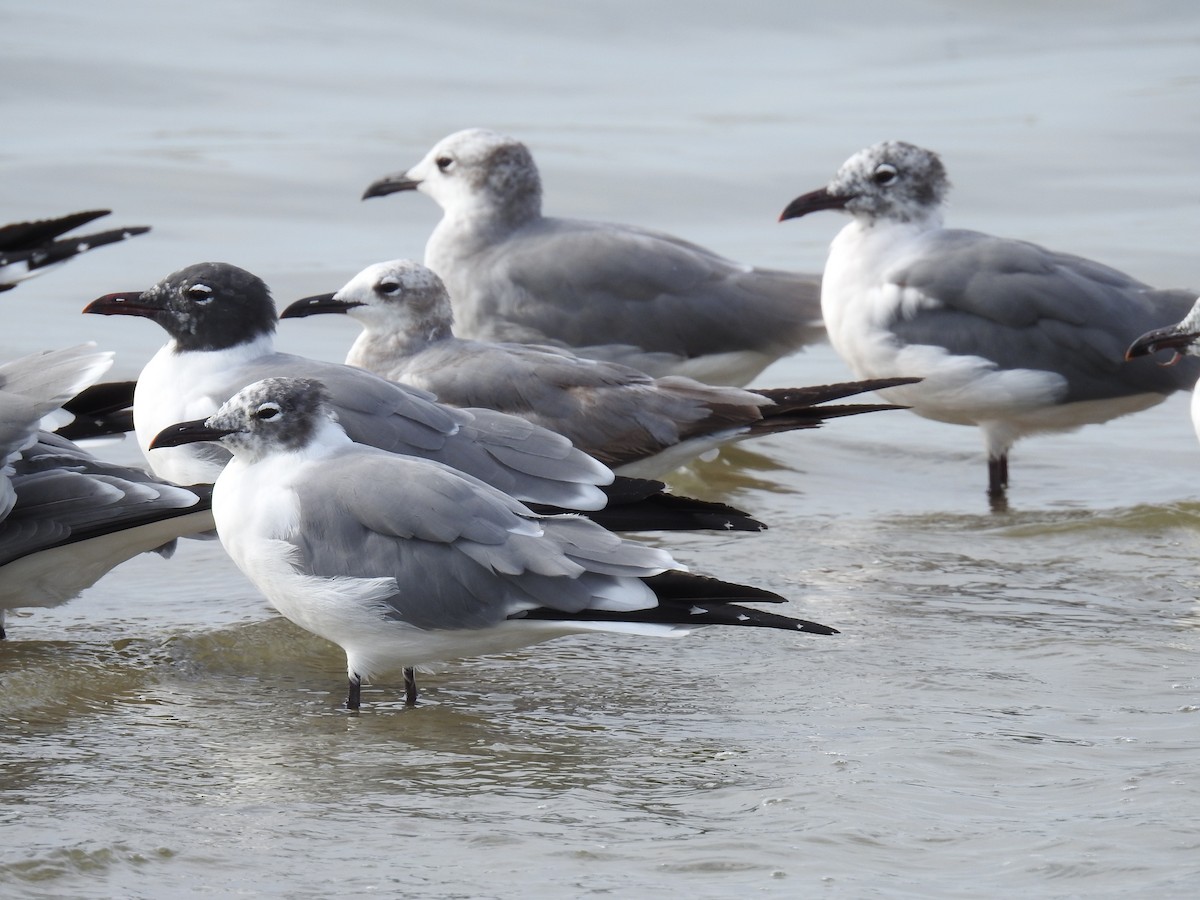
404 667 418 706
987 453 1009 511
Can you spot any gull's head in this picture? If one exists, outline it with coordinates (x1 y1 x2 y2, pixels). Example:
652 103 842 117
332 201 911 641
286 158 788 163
780 141 949 227
150 376 339 461
83 262 277 351
363 128 542 222
281 259 454 342
1125 296 1200 365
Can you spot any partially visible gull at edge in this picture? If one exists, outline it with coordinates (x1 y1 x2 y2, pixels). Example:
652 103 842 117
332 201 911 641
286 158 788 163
1126 296 1200 445
151 376 838 710
0 210 149 293
780 140 1199 505
0 344 212 638
362 128 824 386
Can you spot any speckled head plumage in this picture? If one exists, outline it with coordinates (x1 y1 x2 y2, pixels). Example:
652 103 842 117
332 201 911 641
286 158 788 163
781 141 951 226
218 377 337 456
280 259 456 342
345 259 454 333
366 128 544 225
148 376 339 461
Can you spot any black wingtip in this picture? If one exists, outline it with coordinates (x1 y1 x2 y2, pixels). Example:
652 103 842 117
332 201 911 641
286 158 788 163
533 476 769 532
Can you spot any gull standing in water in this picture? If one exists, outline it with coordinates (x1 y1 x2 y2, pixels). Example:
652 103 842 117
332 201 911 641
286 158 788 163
281 258 912 479
152 377 837 709
779 140 1199 504
362 128 824 386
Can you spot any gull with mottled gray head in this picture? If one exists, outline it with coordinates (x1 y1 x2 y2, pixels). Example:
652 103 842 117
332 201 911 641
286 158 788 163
780 140 1199 505
151 376 837 709
362 128 824 386
84 262 766 533
282 258 913 478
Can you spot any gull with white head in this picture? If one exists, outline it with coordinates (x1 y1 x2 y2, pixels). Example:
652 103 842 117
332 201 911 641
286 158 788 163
780 140 1199 505
362 128 824 386
281 258 913 479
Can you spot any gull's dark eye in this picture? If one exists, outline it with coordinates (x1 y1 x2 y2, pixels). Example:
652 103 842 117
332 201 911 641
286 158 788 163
436 156 454 172
377 278 401 296
872 164 898 185
253 403 281 421
186 283 214 302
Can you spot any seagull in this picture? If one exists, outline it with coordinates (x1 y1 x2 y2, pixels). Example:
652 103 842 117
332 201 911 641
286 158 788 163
281 258 913 478
0 210 149 292
83 262 767 533
778 140 1200 503
1 344 212 637
151 376 838 709
361 128 824 386
1126 296 1200 441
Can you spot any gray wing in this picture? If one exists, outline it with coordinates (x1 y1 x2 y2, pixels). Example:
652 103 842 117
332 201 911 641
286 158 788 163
290 450 669 631
219 353 611 509
390 339 762 465
890 229 1200 400
0 432 207 568
1 345 113 518
459 217 823 359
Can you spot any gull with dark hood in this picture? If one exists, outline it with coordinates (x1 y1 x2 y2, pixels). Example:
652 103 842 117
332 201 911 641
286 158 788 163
85 261 772 533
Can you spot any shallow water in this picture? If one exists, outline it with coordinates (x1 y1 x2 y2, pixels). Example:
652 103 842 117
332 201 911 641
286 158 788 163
3 1 1200 896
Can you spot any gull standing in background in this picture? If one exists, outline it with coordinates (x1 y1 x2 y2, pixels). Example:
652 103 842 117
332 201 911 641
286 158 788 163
1 345 211 637
281 259 913 478
152 377 837 709
84 262 767 533
779 140 1199 504
362 128 824 386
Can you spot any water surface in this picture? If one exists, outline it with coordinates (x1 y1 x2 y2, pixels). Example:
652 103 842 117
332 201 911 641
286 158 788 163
2 1 1200 896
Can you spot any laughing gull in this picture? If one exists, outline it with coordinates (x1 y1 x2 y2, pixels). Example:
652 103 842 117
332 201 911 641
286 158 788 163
281 259 913 478
0 210 149 293
779 140 1200 503
361 128 824 386
151 377 837 709
83 262 766 533
1 345 211 637
1126 296 1200 442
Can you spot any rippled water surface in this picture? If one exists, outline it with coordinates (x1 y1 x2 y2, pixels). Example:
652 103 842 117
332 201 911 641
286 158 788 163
3 1 1200 896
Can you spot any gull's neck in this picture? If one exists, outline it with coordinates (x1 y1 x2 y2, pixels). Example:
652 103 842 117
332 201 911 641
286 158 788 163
168 331 276 362
345 319 454 372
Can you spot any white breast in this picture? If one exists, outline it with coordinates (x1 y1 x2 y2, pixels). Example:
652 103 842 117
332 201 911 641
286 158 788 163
820 221 1069 428
134 336 276 484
